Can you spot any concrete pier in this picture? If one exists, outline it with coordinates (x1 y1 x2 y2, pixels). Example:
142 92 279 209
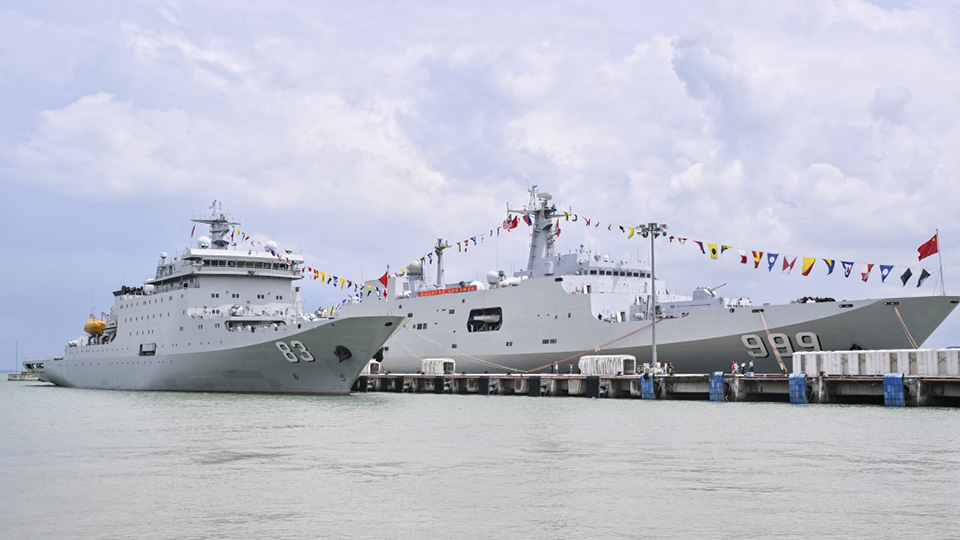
354 373 960 407
7 372 40 382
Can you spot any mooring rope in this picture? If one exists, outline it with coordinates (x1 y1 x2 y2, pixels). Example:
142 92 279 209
398 318 656 374
398 326 519 372
892 304 920 349
524 320 655 374
758 310 788 374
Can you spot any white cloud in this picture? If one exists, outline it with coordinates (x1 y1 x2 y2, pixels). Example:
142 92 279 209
3 0 960 355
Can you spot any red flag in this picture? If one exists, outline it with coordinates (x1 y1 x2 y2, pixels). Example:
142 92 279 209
378 271 389 288
555 219 561 237
918 234 939 261
190 225 196 238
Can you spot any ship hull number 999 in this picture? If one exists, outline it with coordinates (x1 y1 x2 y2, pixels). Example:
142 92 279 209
741 332 821 358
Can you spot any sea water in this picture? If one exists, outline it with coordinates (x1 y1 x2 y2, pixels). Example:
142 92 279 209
2 382 959 539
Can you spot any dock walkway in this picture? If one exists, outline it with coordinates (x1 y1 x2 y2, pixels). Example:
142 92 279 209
355 372 960 407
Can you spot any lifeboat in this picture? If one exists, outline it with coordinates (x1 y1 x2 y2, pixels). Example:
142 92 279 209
84 317 107 335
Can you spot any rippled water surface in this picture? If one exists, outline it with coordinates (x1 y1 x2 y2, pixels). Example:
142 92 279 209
3 382 959 539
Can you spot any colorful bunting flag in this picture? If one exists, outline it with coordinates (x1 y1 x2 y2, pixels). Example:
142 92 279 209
708 244 719 259
880 265 893 283
801 258 816 276
842 261 854 277
752 251 763 269
782 256 797 274
860 263 874 282
823 259 836 275
917 269 932 287
900 268 913 286
694 241 706 254
767 253 779 272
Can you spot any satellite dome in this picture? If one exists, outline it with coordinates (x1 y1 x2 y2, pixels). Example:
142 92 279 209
486 271 501 285
197 236 211 248
408 261 423 274
265 240 278 252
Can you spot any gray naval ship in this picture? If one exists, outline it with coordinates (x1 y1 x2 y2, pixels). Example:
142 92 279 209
345 187 959 374
23 202 406 393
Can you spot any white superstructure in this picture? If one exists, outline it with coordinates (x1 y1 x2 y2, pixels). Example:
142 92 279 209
24 202 406 394
344 187 959 374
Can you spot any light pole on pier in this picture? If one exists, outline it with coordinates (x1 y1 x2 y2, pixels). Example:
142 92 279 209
638 223 668 369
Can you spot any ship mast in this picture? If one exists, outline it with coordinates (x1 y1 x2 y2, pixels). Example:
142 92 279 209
435 238 446 287
507 185 561 277
191 200 239 250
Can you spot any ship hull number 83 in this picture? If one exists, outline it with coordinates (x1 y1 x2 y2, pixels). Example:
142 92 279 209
275 340 316 362
740 332 821 358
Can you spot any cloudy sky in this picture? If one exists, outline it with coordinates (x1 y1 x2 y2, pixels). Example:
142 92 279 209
3 0 960 366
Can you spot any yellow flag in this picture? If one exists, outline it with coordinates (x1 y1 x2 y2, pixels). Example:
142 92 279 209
628 227 635 239
708 244 719 259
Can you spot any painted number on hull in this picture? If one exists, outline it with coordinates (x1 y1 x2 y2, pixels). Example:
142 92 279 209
276 340 315 363
741 332 821 358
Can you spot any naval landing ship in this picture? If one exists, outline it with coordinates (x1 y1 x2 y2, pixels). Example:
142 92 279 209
23 203 405 393
344 187 958 374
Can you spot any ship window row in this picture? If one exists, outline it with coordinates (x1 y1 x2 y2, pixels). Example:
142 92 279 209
208 292 280 300
588 270 645 277
124 313 171 322
202 259 290 270
542 338 557 344
120 295 182 310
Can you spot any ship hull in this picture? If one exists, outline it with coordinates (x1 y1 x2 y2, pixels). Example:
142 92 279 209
29 316 405 394
346 279 959 374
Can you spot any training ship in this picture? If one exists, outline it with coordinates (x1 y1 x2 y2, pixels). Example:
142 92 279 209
23 202 406 394
344 187 959 374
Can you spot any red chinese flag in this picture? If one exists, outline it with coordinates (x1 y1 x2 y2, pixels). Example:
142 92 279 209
918 234 939 261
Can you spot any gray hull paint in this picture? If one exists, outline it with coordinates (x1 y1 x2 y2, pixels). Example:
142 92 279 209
351 278 958 374
348 188 959 374
38 316 404 394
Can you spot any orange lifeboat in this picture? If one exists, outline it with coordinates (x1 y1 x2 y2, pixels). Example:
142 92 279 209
84 317 107 335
